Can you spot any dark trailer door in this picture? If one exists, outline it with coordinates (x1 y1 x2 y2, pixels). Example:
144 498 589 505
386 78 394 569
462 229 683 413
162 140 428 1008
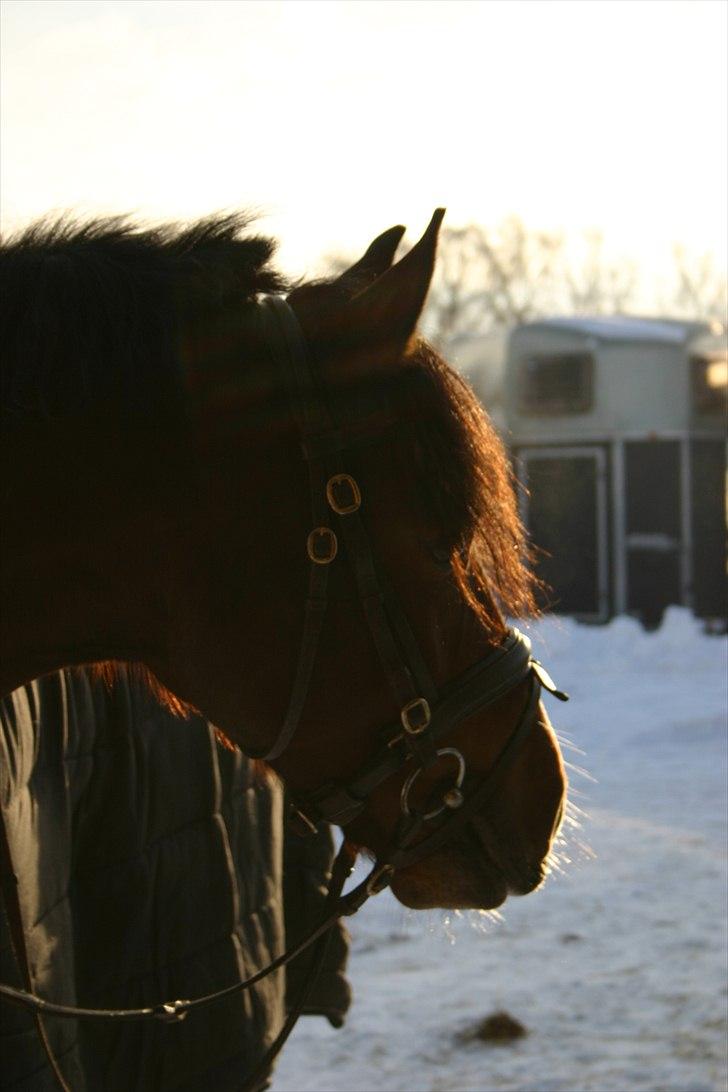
519 447 609 621
624 439 682 628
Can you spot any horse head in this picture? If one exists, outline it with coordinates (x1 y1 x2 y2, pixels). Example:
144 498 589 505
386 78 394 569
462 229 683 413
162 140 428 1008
0 211 566 911
157 211 566 910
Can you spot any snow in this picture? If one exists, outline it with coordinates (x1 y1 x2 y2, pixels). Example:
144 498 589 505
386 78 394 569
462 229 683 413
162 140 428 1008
273 609 727 1092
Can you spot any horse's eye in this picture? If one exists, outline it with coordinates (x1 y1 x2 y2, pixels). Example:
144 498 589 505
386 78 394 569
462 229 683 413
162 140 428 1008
431 546 452 570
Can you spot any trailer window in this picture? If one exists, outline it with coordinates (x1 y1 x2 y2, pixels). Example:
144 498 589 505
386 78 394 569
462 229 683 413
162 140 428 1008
691 354 727 416
520 352 594 415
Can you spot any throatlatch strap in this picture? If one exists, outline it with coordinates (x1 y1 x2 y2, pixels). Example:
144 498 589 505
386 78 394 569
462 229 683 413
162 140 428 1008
255 297 336 761
259 438 330 762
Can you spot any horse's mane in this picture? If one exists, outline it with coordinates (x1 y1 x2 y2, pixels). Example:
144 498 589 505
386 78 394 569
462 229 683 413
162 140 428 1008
396 338 538 631
0 211 287 424
1 211 536 727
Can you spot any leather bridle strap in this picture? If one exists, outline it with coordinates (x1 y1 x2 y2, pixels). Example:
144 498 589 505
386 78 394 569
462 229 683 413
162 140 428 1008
296 627 538 827
378 673 543 873
258 295 441 769
250 296 335 761
0 841 373 1025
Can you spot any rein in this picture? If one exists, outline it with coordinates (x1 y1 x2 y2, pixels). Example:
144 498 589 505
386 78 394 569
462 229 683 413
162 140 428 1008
0 296 567 1091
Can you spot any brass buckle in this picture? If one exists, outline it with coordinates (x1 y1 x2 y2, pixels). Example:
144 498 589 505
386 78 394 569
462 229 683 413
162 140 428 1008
326 474 361 515
307 527 338 564
400 697 431 735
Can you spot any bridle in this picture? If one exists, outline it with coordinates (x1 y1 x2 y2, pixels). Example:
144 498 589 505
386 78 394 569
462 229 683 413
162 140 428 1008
0 296 567 1091
255 296 566 877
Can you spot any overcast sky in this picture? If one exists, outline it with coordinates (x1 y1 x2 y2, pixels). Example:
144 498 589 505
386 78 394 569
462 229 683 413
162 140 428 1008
1 0 725 286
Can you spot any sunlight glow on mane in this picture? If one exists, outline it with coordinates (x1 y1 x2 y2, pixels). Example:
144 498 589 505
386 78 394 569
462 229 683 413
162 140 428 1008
398 338 540 630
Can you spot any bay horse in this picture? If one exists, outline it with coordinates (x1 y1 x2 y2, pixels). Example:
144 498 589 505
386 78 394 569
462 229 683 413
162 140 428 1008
0 209 566 1038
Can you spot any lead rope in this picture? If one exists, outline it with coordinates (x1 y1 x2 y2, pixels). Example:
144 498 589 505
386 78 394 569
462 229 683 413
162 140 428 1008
0 834 374 1092
0 843 388 1023
0 838 372 1092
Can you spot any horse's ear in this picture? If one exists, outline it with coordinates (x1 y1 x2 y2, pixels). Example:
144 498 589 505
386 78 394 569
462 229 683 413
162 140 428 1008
343 208 445 365
332 224 406 292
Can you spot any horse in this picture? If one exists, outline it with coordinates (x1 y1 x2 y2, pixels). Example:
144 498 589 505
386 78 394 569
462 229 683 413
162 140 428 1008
0 208 567 1076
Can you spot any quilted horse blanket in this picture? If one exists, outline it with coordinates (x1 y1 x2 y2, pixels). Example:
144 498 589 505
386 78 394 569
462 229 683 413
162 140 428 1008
0 668 350 1091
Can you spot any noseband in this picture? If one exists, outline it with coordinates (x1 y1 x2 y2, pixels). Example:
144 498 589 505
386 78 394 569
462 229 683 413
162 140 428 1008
0 296 567 1091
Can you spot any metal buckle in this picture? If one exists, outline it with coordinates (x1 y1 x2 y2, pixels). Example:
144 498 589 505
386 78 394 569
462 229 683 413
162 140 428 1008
365 863 394 895
400 697 431 735
326 473 362 515
306 526 338 564
400 748 466 821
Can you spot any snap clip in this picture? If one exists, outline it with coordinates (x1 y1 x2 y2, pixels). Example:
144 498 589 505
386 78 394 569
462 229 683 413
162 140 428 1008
365 863 394 896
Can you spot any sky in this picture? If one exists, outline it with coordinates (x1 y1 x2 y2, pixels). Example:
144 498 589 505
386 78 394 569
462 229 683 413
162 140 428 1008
1 0 726 288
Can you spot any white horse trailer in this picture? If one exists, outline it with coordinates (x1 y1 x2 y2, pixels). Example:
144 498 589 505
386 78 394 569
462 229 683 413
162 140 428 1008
504 316 726 627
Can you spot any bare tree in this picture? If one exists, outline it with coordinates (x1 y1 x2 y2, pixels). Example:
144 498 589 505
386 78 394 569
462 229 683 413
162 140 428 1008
475 217 564 328
422 225 494 343
424 218 566 344
669 246 728 324
319 225 725 346
563 231 637 315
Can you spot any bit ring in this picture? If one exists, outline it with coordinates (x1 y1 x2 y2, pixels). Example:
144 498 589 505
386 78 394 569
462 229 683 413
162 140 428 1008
400 748 466 821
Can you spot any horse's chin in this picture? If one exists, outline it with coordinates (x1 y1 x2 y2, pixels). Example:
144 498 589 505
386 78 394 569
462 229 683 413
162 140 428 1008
388 846 509 911
390 872 508 910
387 842 546 910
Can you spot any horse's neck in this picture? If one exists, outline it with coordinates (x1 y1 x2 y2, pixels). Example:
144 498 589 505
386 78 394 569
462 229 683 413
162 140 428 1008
0 419 169 697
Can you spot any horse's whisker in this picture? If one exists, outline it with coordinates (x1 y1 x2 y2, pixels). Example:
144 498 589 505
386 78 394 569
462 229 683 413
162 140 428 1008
562 760 597 784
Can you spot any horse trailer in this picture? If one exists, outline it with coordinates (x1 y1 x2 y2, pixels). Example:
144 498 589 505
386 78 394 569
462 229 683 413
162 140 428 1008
504 316 726 627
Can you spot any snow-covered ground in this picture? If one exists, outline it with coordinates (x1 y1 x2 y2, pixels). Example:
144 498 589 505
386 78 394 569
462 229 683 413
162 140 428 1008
273 609 727 1092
